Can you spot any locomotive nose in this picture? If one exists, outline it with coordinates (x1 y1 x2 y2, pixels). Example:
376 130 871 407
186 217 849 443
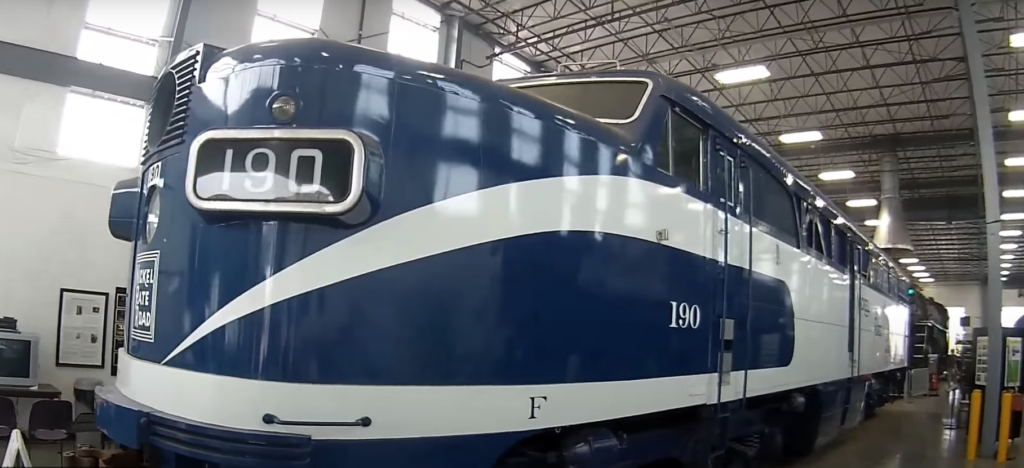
109 177 141 242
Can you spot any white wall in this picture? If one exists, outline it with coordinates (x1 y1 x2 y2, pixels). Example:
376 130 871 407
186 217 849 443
0 0 135 412
922 283 1024 327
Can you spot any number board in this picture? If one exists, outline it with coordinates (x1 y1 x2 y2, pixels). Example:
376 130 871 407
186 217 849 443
188 130 363 213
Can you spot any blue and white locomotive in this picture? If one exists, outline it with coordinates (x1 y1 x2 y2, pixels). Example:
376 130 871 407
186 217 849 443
100 38 911 468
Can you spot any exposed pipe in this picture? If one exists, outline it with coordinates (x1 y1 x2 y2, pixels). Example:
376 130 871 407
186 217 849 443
872 153 914 251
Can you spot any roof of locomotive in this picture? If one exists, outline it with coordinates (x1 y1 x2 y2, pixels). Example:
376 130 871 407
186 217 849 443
503 69 907 278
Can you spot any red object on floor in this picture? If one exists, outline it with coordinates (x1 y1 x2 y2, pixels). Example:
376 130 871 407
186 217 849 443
929 374 939 391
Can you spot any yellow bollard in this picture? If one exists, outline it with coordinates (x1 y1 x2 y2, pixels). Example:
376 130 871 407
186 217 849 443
997 391 1013 462
968 389 982 461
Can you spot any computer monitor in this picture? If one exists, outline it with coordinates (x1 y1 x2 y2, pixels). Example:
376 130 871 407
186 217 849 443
0 331 39 387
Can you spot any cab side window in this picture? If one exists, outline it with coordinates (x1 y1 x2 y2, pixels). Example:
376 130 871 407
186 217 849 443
656 108 705 188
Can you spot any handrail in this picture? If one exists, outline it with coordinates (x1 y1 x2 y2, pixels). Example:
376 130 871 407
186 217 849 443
2 429 32 467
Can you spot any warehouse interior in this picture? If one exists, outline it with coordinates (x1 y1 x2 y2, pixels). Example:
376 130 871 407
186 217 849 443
2 0 1024 466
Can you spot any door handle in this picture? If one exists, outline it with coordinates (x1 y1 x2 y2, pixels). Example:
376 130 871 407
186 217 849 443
775 244 781 265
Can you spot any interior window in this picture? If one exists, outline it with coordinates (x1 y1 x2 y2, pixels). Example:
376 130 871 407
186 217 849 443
656 109 704 188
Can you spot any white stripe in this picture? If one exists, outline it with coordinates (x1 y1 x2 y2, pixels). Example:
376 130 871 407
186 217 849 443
162 175 714 363
121 350 712 440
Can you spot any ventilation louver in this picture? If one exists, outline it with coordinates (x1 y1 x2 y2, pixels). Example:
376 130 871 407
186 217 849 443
142 49 200 158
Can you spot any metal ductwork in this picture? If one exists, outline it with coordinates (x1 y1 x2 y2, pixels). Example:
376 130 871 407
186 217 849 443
441 11 461 68
872 152 914 251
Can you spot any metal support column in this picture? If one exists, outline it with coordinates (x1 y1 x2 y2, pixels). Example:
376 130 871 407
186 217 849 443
957 0 1004 458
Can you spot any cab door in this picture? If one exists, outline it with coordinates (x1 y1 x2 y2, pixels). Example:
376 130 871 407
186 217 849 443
709 135 752 404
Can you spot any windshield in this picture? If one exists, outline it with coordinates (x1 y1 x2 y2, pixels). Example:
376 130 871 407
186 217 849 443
513 80 649 123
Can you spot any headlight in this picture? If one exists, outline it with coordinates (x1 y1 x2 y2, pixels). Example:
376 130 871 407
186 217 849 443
145 189 161 243
270 95 298 123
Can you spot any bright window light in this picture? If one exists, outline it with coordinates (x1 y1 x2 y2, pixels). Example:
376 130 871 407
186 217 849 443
255 0 324 29
77 29 158 76
778 130 823 144
1005 157 1024 167
1011 32 1024 48
251 14 315 42
907 265 926 271
57 92 145 167
818 170 855 181
493 48 531 80
919 277 935 283
1004 277 1010 282
1003 254 1017 260
846 198 878 208
85 0 171 37
1001 243 1019 250
1003 189 1024 198
864 219 884 227
1003 212 1024 220
1010 110 1024 122
912 272 930 278
898 258 920 264
713 65 771 85
1001 230 1024 237
388 0 441 63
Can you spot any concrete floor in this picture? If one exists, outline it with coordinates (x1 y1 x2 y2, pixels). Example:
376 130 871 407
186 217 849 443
788 392 1014 468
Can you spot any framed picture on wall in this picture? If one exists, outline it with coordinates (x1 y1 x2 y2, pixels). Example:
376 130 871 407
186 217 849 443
55 288 109 369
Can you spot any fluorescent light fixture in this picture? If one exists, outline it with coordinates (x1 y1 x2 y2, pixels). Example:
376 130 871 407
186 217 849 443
898 258 920 264
1001 230 1024 237
907 265 927 271
864 219 884 227
1012 32 1024 48
846 198 878 208
1011 110 1024 122
1003 263 1013 268
818 170 856 181
1003 254 1017 260
912 272 930 278
1003 270 1012 275
779 131 823 144
713 65 771 84
1005 158 1024 167
1003 212 1024 220
1002 243 1019 250
1003 190 1024 198
1003 277 1009 281
920 277 935 283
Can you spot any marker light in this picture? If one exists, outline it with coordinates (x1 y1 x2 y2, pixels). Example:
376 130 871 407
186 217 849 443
1001 243 1019 250
907 265 926 271
779 131 823 144
1003 190 1024 198
1005 158 1024 167
846 198 878 208
1011 110 1024 122
1011 32 1024 48
1003 212 1024 220
912 272 931 278
1001 230 1024 237
713 65 771 84
920 278 935 283
818 170 856 181
898 258 920 264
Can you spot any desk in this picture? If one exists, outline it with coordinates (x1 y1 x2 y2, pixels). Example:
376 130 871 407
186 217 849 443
0 383 61 399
